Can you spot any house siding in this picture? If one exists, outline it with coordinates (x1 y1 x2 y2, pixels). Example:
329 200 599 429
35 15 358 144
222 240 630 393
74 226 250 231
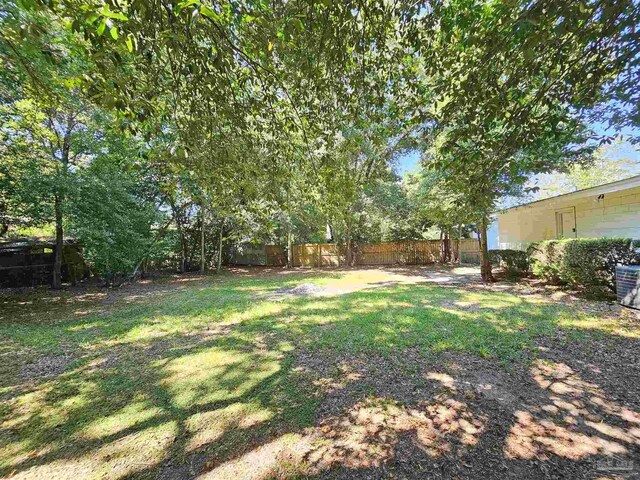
498 185 640 250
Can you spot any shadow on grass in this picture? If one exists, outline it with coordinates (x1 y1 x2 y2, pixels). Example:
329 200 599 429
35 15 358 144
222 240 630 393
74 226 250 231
0 273 639 479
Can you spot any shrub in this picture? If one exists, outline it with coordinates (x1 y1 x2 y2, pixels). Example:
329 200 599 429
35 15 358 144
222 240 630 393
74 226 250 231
528 238 639 291
489 249 529 275
528 240 564 282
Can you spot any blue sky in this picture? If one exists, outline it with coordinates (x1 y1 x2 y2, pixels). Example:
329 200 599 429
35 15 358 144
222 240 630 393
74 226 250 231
396 150 420 175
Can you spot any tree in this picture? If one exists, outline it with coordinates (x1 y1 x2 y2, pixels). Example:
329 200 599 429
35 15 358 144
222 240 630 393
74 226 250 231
532 141 640 198
1 5 170 284
405 167 479 262
408 0 640 281
4 0 420 276
3 0 639 286
1 94 101 287
2 6 100 286
68 154 161 283
358 178 414 243
316 113 413 263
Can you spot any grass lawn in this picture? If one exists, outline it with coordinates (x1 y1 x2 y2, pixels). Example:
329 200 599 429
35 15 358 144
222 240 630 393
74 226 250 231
1 267 639 479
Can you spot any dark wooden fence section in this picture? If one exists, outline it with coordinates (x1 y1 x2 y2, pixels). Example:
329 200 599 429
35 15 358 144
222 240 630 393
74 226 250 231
0 239 88 287
265 245 287 266
230 239 481 267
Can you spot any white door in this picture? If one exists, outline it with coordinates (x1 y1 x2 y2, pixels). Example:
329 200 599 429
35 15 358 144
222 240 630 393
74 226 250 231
556 208 576 238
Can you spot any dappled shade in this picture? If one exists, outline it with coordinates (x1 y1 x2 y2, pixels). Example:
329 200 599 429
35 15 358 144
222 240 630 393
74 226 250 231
1 268 639 479
505 360 640 461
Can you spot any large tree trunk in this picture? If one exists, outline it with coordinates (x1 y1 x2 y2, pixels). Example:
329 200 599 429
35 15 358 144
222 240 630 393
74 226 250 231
287 226 293 268
345 227 352 266
444 231 451 263
200 202 206 275
175 213 187 273
456 223 462 263
52 115 72 289
439 230 451 263
216 219 224 273
479 216 494 282
52 194 63 289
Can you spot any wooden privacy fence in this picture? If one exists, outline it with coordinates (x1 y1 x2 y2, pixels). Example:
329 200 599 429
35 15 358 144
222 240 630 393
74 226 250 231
458 239 482 264
230 239 481 267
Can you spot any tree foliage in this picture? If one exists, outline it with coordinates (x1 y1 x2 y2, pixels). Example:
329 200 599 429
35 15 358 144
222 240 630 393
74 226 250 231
532 141 640 198
409 0 640 279
1 0 638 285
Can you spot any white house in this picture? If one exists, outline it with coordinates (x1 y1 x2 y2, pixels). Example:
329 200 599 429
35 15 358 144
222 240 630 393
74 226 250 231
497 175 640 250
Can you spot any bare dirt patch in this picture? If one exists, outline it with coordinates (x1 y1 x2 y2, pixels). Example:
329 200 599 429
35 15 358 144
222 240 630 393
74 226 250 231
268 282 327 300
284 347 640 479
20 354 75 381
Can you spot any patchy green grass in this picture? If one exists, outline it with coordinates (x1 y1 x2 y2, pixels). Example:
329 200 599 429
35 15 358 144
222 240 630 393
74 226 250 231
0 269 637 479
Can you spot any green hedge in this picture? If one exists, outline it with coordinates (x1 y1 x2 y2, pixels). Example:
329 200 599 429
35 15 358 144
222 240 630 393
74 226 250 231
528 238 639 291
488 249 529 275
527 240 564 282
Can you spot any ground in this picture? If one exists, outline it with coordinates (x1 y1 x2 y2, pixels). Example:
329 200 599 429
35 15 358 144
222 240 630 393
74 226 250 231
1 266 640 480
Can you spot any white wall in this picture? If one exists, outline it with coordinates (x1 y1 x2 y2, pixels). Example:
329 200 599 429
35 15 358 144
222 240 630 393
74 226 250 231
498 184 640 250
487 219 499 250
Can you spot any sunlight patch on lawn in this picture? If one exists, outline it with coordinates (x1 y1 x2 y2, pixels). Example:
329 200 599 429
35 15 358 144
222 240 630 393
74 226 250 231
159 348 282 409
311 270 394 286
458 291 525 308
80 401 164 440
557 315 640 339
3 382 80 432
110 301 288 346
12 421 177 480
186 402 274 452
199 432 312 480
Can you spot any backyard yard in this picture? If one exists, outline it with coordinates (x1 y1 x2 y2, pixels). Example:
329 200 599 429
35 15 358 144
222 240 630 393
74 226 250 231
1 267 640 479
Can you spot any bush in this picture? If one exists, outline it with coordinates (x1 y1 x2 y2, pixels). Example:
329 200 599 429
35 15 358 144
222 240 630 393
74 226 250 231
528 240 564 282
488 249 529 275
528 238 639 291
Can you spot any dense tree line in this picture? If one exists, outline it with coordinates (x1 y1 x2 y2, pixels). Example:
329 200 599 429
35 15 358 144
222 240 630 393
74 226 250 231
1 0 638 285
